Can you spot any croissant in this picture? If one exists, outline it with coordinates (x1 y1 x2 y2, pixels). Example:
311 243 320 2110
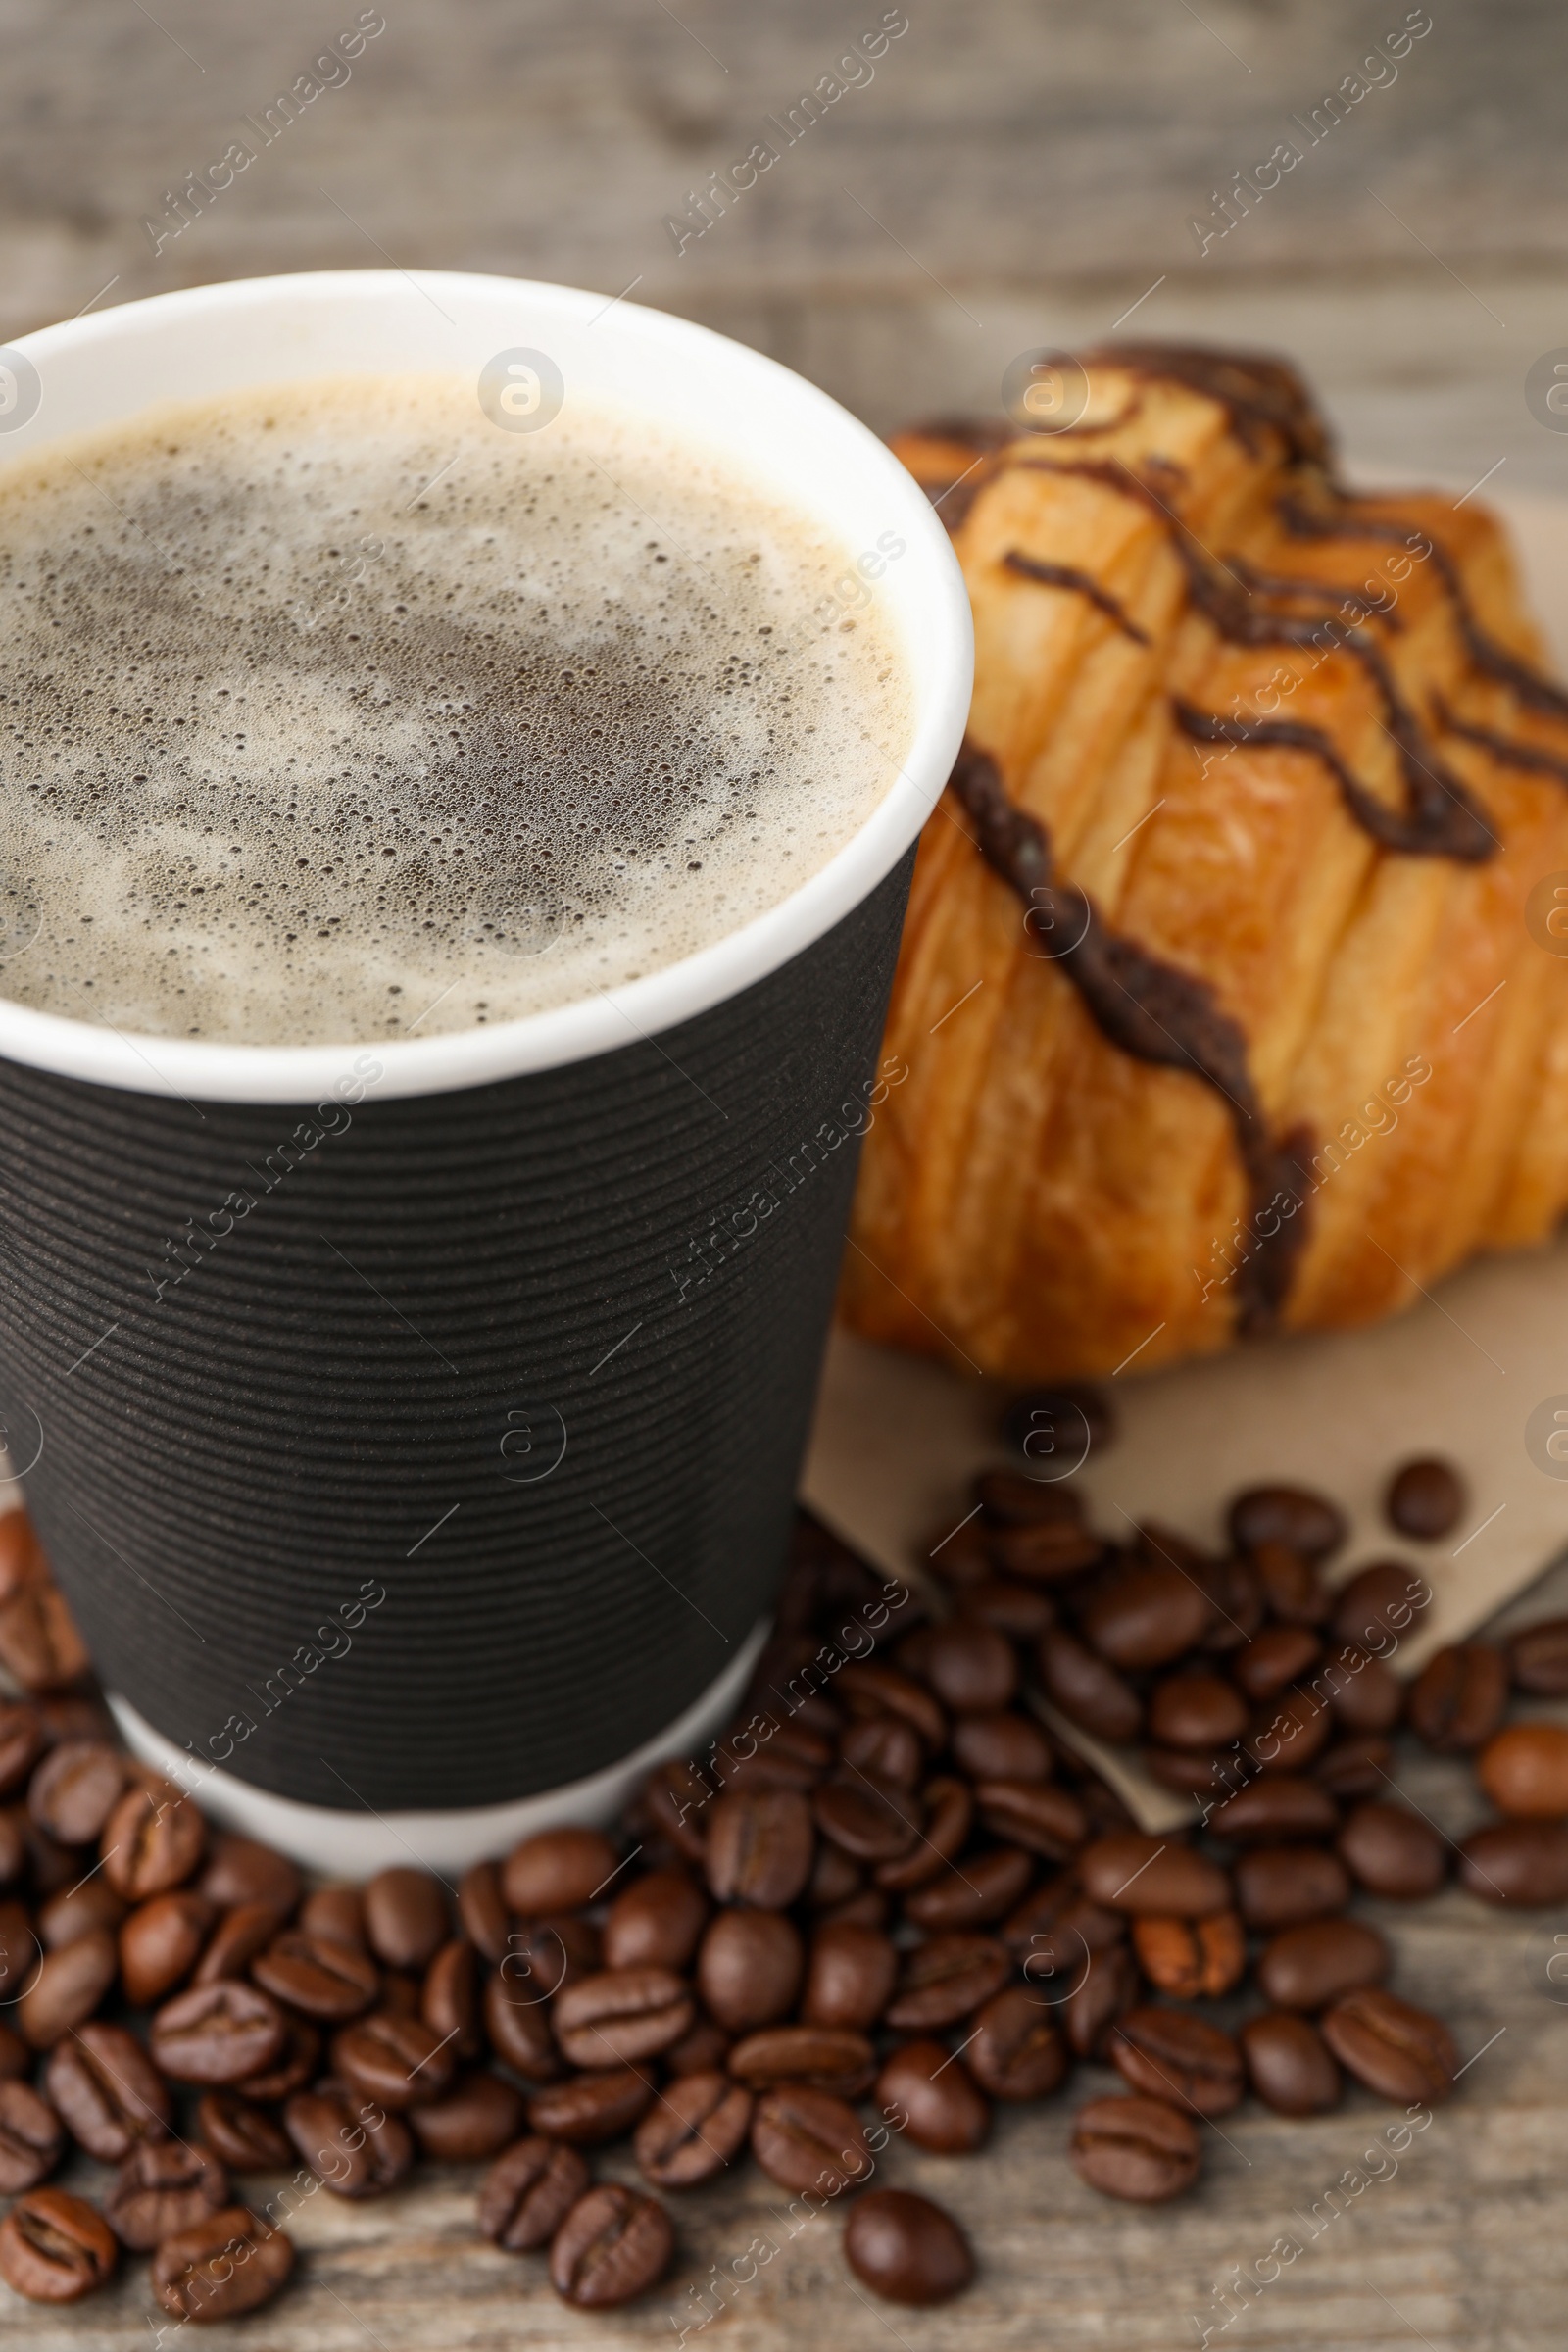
843 345 1568 1380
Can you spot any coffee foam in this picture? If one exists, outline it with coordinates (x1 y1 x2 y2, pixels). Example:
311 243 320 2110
0 373 912 1045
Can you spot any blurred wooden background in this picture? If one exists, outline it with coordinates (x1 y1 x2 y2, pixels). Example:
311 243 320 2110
2 0 1565 485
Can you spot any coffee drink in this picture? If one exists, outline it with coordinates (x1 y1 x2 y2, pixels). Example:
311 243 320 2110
0 378 911 1044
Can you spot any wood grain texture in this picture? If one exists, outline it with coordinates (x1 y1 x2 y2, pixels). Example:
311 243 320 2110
0 1 1563 478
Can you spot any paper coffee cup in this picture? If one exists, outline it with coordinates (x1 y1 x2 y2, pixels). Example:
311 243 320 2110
0 271 972 1872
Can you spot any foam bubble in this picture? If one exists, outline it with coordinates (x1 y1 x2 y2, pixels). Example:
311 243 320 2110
0 373 912 1045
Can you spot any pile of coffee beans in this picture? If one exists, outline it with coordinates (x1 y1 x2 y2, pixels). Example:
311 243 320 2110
0 1411 1559 2324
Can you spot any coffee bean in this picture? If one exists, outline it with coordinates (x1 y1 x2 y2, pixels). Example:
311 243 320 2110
0 1582 89 1694
964 1984 1067 2099
0 2079 63 2191
1257 1917 1390 2010
0 2185 118 2302
285 2081 414 2195
1037 1629 1142 1743
1228 1485 1347 1564
100 1779 203 1902
602 1871 707 1976
1207 1776 1339 1843
751 2082 870 2194
1146 1747 1230 1796
726 1715 836 1792
497 1912 599 2005
502 1826 619 1917
916 1621 1019 1714
906 1845 1035 1930
120 1889 214 2008
38 1875 124 1952
1003 1875 1120 1978
1195 1555 1266 1652
1233 1844 1350 1931
152 1981 287 2085
1078 1834 1231 1918
195 2093 293 2173
482 1971 563 2082
729 2024 874 2098
1249 1685 1334 1775
253 1927 380 2021
18 1925 116 2048
480 2133 591 2248
846 2184 975 2307
885 1933 1009 2031
1109 2006 1243 2116
840 1711 924 1788
1062 1940 1137 2061
951 1710 1053 1784
457 1860 510 1964
634 2071 753 2188
814 1773 923 1864
197 1835 300 1921
1478 1723 1568 1817
232 2011 319 2102
332 2010 457 2110
1250 1541 1332 1628
410 2070 523 2161
705 1788 813 1908
553 1968 694 2070
637 1760 710 1866
526 2067 655 2145
0 2024 26 2082
977 1780 1087 1864
1082 1564 1210 1672
1241 2012 1341 2115
1387 1456 1465 1541
1320 1643 1404 1734
989 1517 1102 1584
1233 1627 1321 1703
301 1883 367 1948
1509 1617 1568 1697
1460 1819 1568 1903
1330 1561 1432 1653
696 1907 802 2034
802 1920 897 2030
550 2181 673 2308
27 1740 124 1845
956 1578 1055 1643
1337 1801 1446 1899
46 2021 169 2158
152 2205 294 2321
420 1937 479 2061
875 2036 989 2151
1130 1911 1246 1998
1408 1643 1506 1753
1071 2093 1200 2202
1314 1737 1395 1800
192 1900 276 1988
363 1868 448 1971
874 1776 972 1890
1320 1986 1456 2104
837 1662 948 1749
1148 1672 1250 1749
104 2138 228 2251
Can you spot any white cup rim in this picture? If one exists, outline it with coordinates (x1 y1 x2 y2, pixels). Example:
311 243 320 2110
0 270 973 1102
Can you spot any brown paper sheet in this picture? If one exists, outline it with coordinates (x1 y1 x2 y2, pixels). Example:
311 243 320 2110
801 488 1568 1833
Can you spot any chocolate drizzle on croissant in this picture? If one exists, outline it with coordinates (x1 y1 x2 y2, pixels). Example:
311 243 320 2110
947 741 1313 1336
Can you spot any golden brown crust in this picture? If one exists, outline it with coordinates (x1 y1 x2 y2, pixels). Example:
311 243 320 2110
844 349 1568 1379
